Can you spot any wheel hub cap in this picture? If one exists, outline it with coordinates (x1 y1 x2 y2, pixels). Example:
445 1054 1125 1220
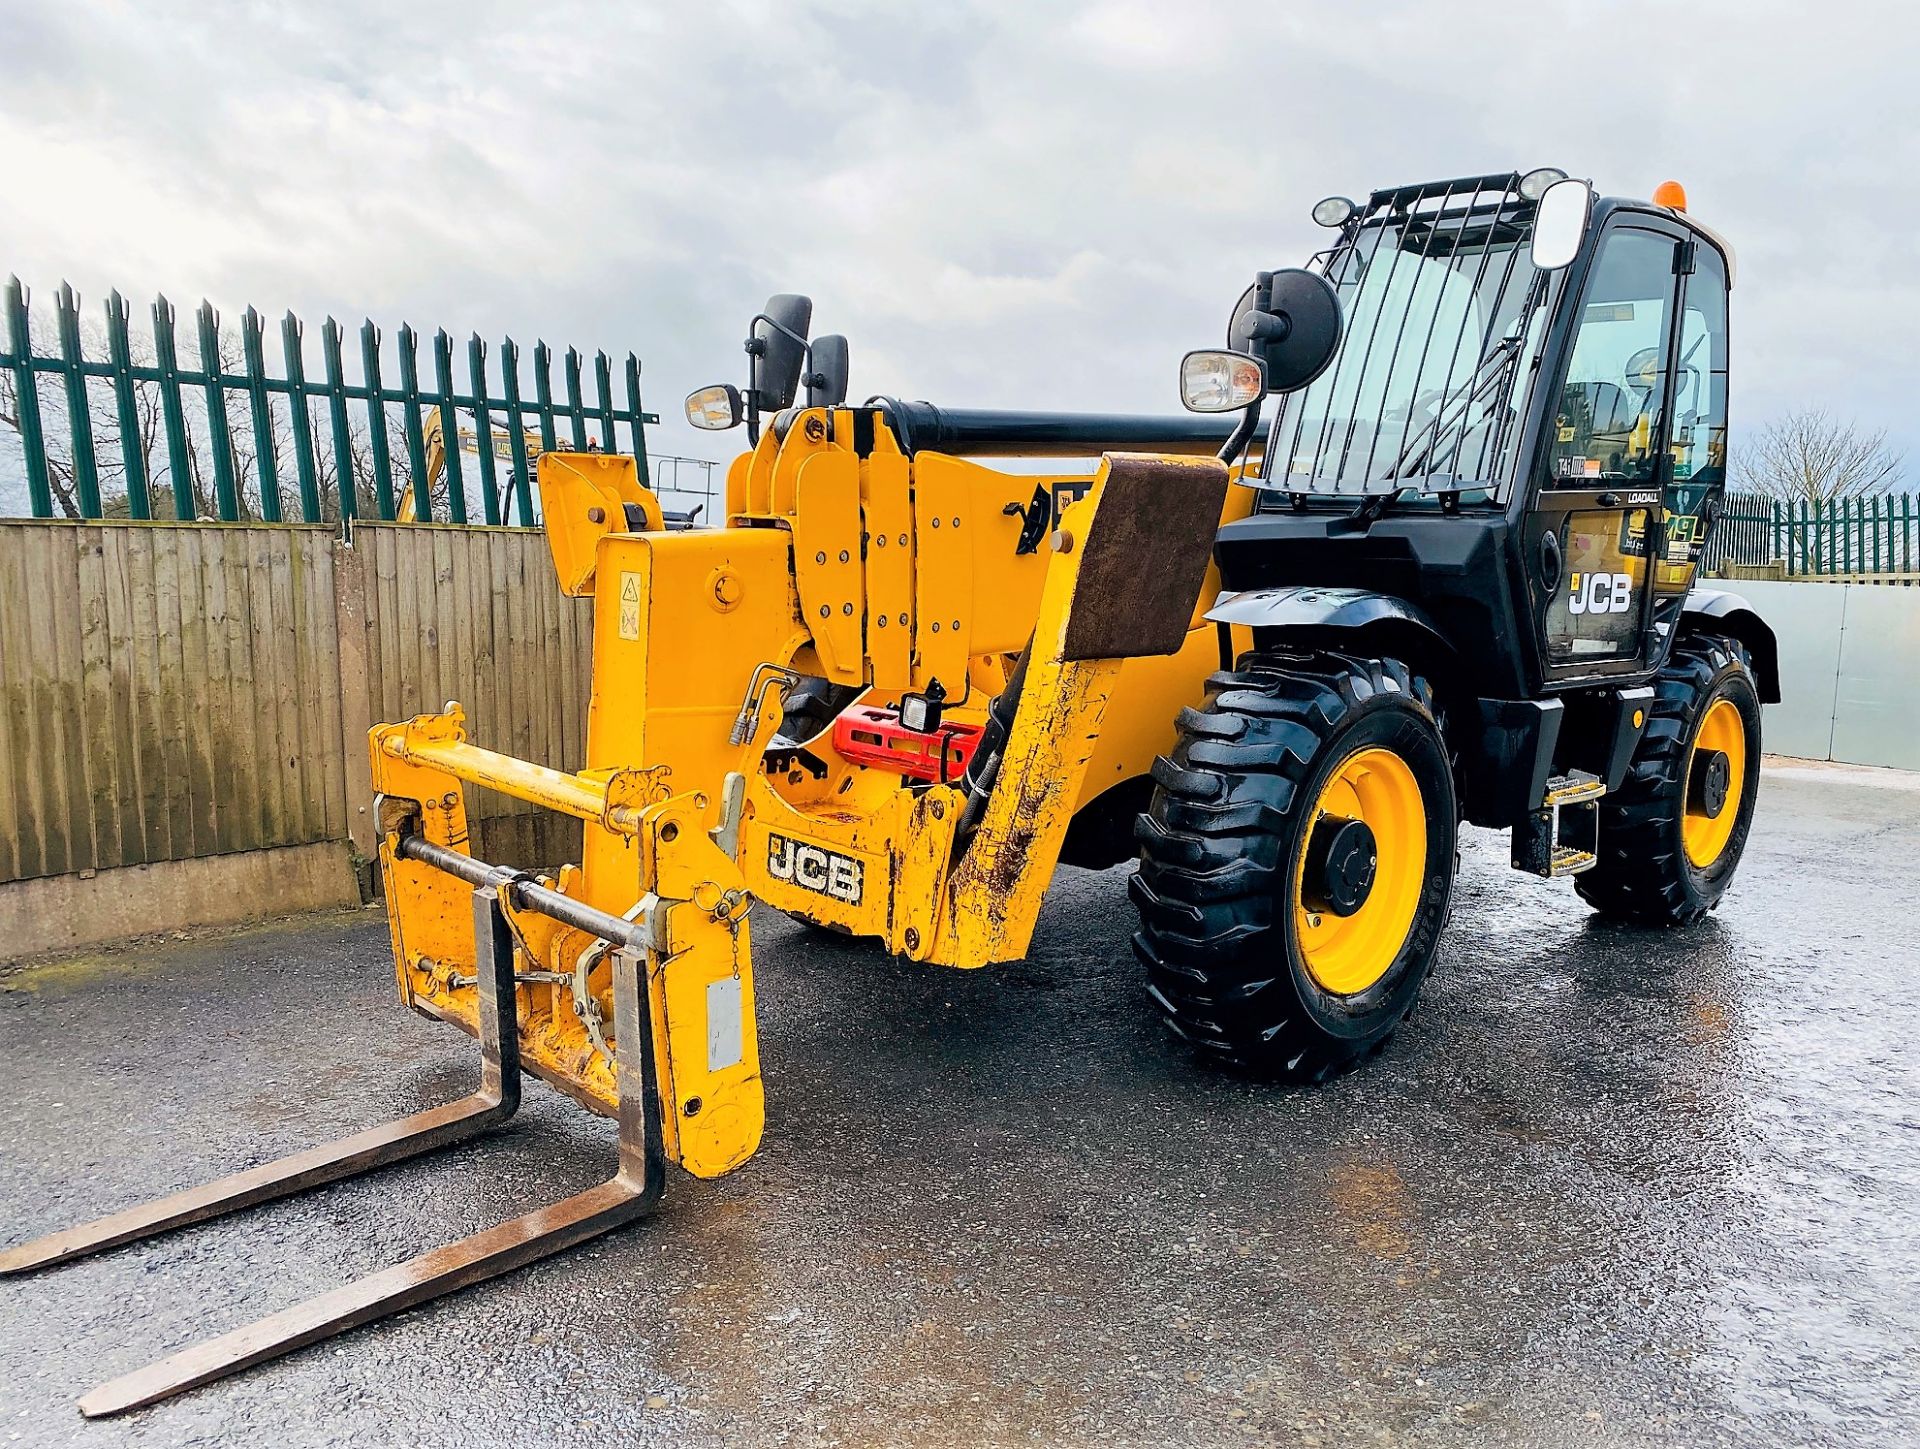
1293 747 1426 997
1690 748 1731 819
1304 817 1378 917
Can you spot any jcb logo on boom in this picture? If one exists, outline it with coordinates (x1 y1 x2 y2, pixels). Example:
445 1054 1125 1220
766 833 864 905
1567 571 1634 615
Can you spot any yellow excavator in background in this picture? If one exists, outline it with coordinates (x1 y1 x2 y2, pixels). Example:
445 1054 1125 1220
408 410 707 528
399 410 547 523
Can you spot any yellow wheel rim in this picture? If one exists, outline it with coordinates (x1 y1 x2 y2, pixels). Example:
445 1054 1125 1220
1683 696 1747 868
1293 747 1427 996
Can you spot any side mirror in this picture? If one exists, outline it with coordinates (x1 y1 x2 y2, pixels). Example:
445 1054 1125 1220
685 382 744 430
1530 178 1592 271
748 293 813 410
1227 267 1342 394
804 334 850 407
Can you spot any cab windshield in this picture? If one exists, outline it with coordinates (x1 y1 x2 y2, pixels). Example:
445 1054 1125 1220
1259 183 1547 498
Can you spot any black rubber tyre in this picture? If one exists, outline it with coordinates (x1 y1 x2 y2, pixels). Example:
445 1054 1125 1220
1574 634 1762 926
1130 651 1457 1081
772 675 862 751
771 675 863 939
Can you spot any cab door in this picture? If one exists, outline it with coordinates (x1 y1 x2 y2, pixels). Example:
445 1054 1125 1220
1524 221 1687 680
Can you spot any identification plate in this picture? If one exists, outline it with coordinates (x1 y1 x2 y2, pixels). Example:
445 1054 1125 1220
706 975 744 1072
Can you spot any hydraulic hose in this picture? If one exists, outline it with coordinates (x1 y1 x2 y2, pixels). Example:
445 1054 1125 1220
952 643 1032 855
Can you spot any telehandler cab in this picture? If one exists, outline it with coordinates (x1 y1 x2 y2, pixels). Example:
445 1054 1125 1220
5 168 1777 1415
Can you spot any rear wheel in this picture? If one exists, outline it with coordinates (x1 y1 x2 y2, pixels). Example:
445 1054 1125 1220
1130 651 1457 1081
1574 633 1762 925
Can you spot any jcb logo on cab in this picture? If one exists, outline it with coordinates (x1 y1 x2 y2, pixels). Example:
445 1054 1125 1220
766 834 863 905
1567 571 1634 615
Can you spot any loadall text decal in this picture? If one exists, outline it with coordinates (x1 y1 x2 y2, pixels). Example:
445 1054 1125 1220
766 834 864 905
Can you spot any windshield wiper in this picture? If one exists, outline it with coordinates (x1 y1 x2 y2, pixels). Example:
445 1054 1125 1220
1332 484 1409 533
1332 338 1522 532
1383 335 1522 483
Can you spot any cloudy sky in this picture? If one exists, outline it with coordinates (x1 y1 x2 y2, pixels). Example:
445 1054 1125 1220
4 0 1916 480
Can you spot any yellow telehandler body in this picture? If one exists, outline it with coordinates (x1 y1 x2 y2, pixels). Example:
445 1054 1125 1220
5 170 1775 1417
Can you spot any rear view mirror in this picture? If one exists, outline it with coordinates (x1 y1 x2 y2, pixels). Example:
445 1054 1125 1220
749 293 813 410
1530 178 1592 271
805 334 850 407
1228 268 1343 394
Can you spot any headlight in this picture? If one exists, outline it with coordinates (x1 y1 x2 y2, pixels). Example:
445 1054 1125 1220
685 383 743 430
898 680 947 734
898 693 939 734
1180 350 1266 413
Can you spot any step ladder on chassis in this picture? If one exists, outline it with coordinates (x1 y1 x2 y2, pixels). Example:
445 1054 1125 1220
1514 770 1607 878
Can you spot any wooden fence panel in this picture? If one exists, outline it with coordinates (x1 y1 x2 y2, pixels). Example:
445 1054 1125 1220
1 518 593 887
0 522 344 884
342 524 592 866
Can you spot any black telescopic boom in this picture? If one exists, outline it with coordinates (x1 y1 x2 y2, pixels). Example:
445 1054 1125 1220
875 399 1270 458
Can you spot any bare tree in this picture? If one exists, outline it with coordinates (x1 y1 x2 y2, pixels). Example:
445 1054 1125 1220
1734 408 1903 503
0 314 168 519
1 310 225 520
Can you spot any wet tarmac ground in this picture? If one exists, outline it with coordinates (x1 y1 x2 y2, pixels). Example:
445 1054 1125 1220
1 761 1916 1447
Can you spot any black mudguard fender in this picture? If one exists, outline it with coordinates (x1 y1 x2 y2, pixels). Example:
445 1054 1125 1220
1678 588 1781 703
1207 584 1445 633
1206 586 1459 678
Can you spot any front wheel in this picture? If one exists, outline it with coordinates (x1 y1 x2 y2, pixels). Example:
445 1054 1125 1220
1574 633 1762 925
1130 651 1457 1081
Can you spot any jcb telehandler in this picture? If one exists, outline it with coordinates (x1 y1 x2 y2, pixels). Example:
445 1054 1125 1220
4 168 1776 1416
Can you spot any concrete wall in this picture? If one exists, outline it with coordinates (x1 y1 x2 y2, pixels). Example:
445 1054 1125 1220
1731 579 1920 771
0 841 359 960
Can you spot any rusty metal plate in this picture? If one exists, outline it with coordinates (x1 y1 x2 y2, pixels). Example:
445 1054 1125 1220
1060 453 1229 662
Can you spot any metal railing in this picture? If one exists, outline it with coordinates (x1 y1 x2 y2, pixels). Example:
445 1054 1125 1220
2 276 657 530
650 454 718 525
1700 490 1919 583
1702 491 1773 572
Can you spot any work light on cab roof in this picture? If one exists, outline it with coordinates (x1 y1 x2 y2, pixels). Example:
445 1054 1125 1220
1517 165 1567 201
1312 195 1356 228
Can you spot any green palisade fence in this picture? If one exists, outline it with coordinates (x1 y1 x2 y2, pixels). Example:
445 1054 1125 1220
1673 489 1918 583
1 276 657 531
1773 494 1919 580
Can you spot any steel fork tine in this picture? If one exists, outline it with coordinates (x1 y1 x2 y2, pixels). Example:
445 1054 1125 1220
0 887 522 1276
77 944 664 1418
